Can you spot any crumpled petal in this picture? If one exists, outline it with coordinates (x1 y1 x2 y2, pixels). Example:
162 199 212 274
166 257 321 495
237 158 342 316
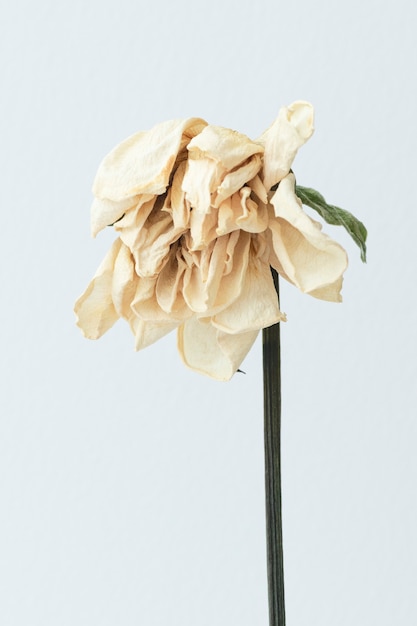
132 317 179 351
259 101 314 190
91 196 144 238
212 239 286 333
268 173 348 301
216 187 268 236
182 230 251 315
177 317 259 381
182 125 264 248
74 238 123 339
93 118 207 201
212 154 263 207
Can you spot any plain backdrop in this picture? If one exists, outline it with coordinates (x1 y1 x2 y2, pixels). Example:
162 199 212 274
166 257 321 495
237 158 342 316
1 0 416 624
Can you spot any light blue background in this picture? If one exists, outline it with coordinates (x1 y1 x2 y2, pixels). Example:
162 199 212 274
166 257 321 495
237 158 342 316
1 0 416 624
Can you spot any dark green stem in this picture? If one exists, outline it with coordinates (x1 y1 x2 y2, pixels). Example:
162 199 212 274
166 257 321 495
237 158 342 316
262 268 285 626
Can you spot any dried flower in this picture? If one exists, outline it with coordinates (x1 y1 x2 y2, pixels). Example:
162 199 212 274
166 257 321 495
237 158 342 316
74 102 348 380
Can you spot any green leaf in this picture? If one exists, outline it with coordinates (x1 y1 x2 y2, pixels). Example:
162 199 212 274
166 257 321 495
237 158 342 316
295 185 367 262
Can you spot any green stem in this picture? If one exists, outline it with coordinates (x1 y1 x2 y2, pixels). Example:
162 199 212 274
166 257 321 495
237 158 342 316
262 268 285 626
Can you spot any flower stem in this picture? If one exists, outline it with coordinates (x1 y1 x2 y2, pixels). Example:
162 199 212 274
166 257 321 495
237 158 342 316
262 268 286 626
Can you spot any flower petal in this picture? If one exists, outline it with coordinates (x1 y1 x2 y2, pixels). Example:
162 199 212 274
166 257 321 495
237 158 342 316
212 242 285 334
259 101 314 190
212 154 263 207
187 125 264 171
217 187 269 236
177 317 259 381
91 196 143 238
269 174 348 301
182 230 251 315
183 126 264 238
132 318 179 351
74 239 122 339
93 118 207 201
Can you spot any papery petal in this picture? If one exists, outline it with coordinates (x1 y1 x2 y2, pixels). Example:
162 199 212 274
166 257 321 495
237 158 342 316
187 125 264 170
247 175 268 204
259 101 314 190
130 276 168 322
212 247 285 334
156 243 192 319
183 125 264 215
132 317 179 351
93 118 207 201
111 242 138 318
119 197 186 277
217 188 268 236
269 174 348 301
177 317 259 381
112 196 156 250
213 154 263 207
170 161 191 229
182 230 251 315
74 239 123 339
182 157 224 216
91 196 143 237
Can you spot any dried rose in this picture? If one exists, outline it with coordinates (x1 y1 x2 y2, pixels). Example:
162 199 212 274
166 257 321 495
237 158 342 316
74 102 349 380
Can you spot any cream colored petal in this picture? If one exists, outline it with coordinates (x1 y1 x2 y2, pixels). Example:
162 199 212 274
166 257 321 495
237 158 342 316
182 157 224 215
156 243 192 319
74 239 122 339
187 125 264 170
269 174 348 301
118 197 186 278
212 249 285 334
259 101 314 190
132 317 179 351
183 125 263 219
91 196 143 238
177 317 259 381
189 206 219 250
130 276 168 322
170 161 191 229
247 174 268 204
182 230 251 315
182 237 228 313
217 188 268 236
114 196 157 250
235 187 268 233
111 242 138 318
212 154 263 207
93 118 207 201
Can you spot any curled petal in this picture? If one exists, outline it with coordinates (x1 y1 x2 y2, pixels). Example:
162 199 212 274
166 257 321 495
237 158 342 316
217 188 269 236
91 196 143 238
132 317 179 351
93 118 207 201
212 245 286 334
120 198 186 277
213 154 263 207
170 161 191 229
187 125 264 171
269 174 348 301
183 125 264 217
111 242 138 318
177 317 259 381
247 174 268 204
113 196 157 248
182 230 251 315
259 101 314 190
156 243 192 319
74 239 123 339
130 276 174 323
